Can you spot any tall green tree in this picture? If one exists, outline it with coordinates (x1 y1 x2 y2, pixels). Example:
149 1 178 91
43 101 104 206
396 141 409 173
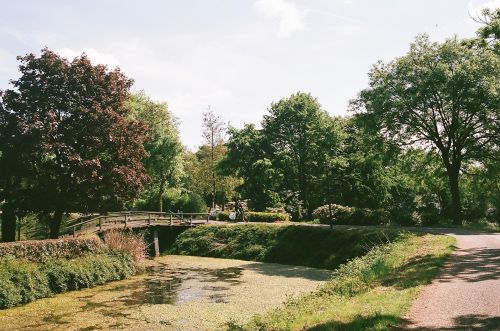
262 92 344 216
127 92 182 212
219 124 281 211
0 49 149 239
353 35 500 224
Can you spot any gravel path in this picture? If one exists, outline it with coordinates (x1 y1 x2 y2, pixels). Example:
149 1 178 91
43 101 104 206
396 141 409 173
402 230 500 330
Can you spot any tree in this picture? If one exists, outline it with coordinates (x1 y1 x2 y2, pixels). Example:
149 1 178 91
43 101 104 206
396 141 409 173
475 8 500 54
219 124 281 211
353 35 500 224
0 49 149 239
183 145 240 209
221 92 345 217
127 92 183 212
201 108 226 209
262 92 344 216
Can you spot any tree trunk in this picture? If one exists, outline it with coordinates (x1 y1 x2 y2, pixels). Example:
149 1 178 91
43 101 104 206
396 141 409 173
158 179 166 213
1 202 16 242
49 210 63 239
447 165 462 225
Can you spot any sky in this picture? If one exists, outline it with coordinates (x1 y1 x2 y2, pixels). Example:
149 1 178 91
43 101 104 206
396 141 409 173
0 0 498 149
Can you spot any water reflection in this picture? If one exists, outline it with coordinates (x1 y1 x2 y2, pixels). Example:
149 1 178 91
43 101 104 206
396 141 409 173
117 263 244 306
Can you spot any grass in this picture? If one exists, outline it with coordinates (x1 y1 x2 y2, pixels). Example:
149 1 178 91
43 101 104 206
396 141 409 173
434 219 500 233
168 224 402 270
230 233 455 331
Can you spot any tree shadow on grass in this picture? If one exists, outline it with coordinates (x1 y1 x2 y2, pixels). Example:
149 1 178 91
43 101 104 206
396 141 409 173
303 314 403 331
382 250 454 289
383 245 500 289
302 313 500 331
396 314 500 330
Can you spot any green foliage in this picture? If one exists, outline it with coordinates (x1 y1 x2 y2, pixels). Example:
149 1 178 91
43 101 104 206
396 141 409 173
216 211 289 222
136 188 207 213
0 251 135 309
169 224 400 270
354 35 500 224
127 92 183 212
184 145 240 209
0 237 105 262
221 93 346 216
0 49 149 239
313 204 390 226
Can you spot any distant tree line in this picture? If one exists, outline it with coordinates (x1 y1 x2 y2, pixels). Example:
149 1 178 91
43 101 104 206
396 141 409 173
0 10 498 241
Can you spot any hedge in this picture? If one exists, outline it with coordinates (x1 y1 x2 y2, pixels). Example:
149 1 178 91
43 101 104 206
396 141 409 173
0 251 135 309
217 211 289 222
0 237 105 262
313 204 390 226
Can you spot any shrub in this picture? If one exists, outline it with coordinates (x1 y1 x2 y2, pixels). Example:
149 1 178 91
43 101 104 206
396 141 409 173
103 230 147 263
312 204 390 226
0 251 135 309
217 211 289 222
135 189 208 213
0 236 105 262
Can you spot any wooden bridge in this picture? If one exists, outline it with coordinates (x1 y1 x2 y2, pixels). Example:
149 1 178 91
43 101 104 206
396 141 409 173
60 211 213 237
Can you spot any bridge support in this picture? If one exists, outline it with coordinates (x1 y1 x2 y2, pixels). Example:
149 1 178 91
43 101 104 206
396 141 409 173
153 229 160 257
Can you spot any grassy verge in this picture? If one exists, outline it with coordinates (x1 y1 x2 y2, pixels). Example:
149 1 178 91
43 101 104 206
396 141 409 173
432 220 500 233
231 233 455 331
168 224 402 270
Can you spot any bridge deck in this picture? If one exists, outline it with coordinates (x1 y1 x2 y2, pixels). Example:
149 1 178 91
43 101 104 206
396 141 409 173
62 211 213 237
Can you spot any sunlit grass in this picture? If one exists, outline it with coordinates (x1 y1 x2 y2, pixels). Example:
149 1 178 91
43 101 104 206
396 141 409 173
233 234 455 331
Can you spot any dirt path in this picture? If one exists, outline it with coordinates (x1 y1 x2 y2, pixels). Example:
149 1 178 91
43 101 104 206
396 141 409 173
402 230 500 330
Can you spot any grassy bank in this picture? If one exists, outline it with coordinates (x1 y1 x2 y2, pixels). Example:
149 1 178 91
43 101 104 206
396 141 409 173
231 233 455 330
168 224 402 270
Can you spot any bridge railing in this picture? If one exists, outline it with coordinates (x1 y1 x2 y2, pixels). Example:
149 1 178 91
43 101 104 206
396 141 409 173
60 211 211 237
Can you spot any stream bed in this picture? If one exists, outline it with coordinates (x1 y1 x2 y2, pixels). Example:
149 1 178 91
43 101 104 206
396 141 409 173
0 255 332 330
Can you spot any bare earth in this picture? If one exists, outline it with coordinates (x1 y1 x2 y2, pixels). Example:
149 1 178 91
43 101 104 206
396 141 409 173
403 230 500 330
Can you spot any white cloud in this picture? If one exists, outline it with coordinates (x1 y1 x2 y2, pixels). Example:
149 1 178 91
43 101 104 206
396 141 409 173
468 0 500 16
254 0 305 37
58 47 120 68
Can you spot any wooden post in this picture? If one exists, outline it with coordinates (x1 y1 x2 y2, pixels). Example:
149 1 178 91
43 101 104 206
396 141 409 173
169 214 172 226
207 212 210 223
73 226 76 238
148 213 152 226
124 214 128 228
99 219 102 232
190 215 193 226
153 229 160 257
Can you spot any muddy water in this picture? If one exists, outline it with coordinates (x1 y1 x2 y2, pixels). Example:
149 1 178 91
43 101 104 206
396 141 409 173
0 255 332 331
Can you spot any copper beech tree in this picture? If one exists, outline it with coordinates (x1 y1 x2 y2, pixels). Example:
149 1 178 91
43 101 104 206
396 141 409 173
0 49 149 240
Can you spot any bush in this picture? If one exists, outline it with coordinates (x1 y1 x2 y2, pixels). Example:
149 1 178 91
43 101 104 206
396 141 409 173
103 230 147 263
312 204 390 226
0 251 135 309
217 211 289 222
0 236 105 262
135 189 208 213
